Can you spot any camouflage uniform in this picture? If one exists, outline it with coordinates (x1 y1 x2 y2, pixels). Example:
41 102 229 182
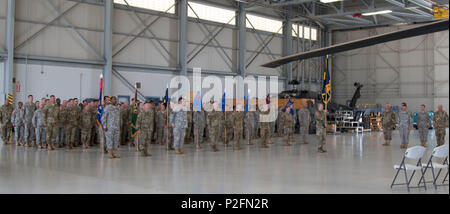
0 103 14 143
57 106 67 146
90 107 98 145
224 111 234 145
207 110 223 146
398 111 413 146
259 110 270 147
156 108 172 146
381 110 397 143
281 111 294 143
276 110 283 136
193 110 206 144
417 111 431 145
23 102 36 145
433 110 449 146
43 103 61 148
170 107 187 150
298 108 310 143
81 108 94 147
231 111 245 147
102 104 121 151
32 108 46 146
11 107 25 144
120 106 131 145
244 111 256 140
65 106 81 147
136 108 155 151
254 111 260 138
315 110 326 148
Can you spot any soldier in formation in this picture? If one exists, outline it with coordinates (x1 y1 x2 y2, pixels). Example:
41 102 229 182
230 104 244 150
0 100 14 145
433 104 449 146
170 98 188 154
315 103 327 153
298 105 310 144
102 96 121 159
398 102 413 149
193 108 206 149
24 95 36 147
417 104 431 147
136 101 155 156
32 101 46 149
11 102 25 146
280 105 294 146
207 102 222 152
43 95 60 151
381 103 397 146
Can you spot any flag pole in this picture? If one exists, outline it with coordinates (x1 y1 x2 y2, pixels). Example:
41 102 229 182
166 85 169 151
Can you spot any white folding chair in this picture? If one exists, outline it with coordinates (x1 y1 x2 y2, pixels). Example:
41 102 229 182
391 146 427 192
418 144 449 189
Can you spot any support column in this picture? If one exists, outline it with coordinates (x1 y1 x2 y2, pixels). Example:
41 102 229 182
103 0 113 96
4 0 15 98
327 29 332 98
178 0 187 76
237 2 246 78
283 18 292 90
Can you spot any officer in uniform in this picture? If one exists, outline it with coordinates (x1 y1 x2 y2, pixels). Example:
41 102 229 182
81 102 94 149
136 101 155 156
102 96 121 159
398 103 413 149
298 105 310 144
0 100 14 145
315 103 327 153
259 104 270 148
193 108 206 149
381 103 397 146
43 95 60 151
244 110 256 144
433 104 449 146
281 105 294 146
11 102 25 146
32 101 46 149
23 95 36 147
207 102 222 152
231 104 244 150
170 98 188 154
417 104 431 147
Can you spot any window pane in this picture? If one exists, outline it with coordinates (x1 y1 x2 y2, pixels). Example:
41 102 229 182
114 0 175 14
292 24 298 37
311 28 317 41
187 2 236 25
303 26 310 39
246 14 283 34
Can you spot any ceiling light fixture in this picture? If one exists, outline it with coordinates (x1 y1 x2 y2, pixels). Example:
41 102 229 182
362 10 393 16
320 0 344 3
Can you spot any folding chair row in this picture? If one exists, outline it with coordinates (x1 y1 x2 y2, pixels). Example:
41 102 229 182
390 145 449 192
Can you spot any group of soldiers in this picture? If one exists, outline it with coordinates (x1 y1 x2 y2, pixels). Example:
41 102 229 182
0 94 331 159
381 103 449 148
2 94 448 159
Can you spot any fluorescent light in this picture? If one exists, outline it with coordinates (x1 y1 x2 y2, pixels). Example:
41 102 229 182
362 10 393 16
320 0 343 3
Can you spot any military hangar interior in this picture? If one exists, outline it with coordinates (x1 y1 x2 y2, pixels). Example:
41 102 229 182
0 0 448 194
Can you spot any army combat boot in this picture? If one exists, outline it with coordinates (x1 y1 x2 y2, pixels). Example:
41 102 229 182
168 144 175 151
175 149 184 155
211 145 219 152
235 145 243 150
318 146 327 153
301 141 309 144
420 143 427 147
112 150 120 158
141 149 151 157
107 150 114 159
382 141 391 146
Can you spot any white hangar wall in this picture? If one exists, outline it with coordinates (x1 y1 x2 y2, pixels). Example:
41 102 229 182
332 24 449 113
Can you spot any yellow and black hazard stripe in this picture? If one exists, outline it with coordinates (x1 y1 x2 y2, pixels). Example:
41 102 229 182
7 94 13 105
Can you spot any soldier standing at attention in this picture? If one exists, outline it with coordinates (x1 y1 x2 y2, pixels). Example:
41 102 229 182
102 96 121 159
381 103 397 146
184 107 193 144
433 104 449 146
11 102 25 146
43 95 60 151
398 103 413 149
207 102 222 152
417 104 431 147
193 108 206 149
170 98 188 155
298 105 310 144
315 103 327 153
136 101 155 156
156 103 166 145
32 101 46 149
281 105 294 146
67 99 81 149
0 100 14 145
81 102 94 149
259 104 271 148
56 100 68 148
120 102 131 146
244 110 255 144
23 95 36 147
231 104 245 150
276 107 283 137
